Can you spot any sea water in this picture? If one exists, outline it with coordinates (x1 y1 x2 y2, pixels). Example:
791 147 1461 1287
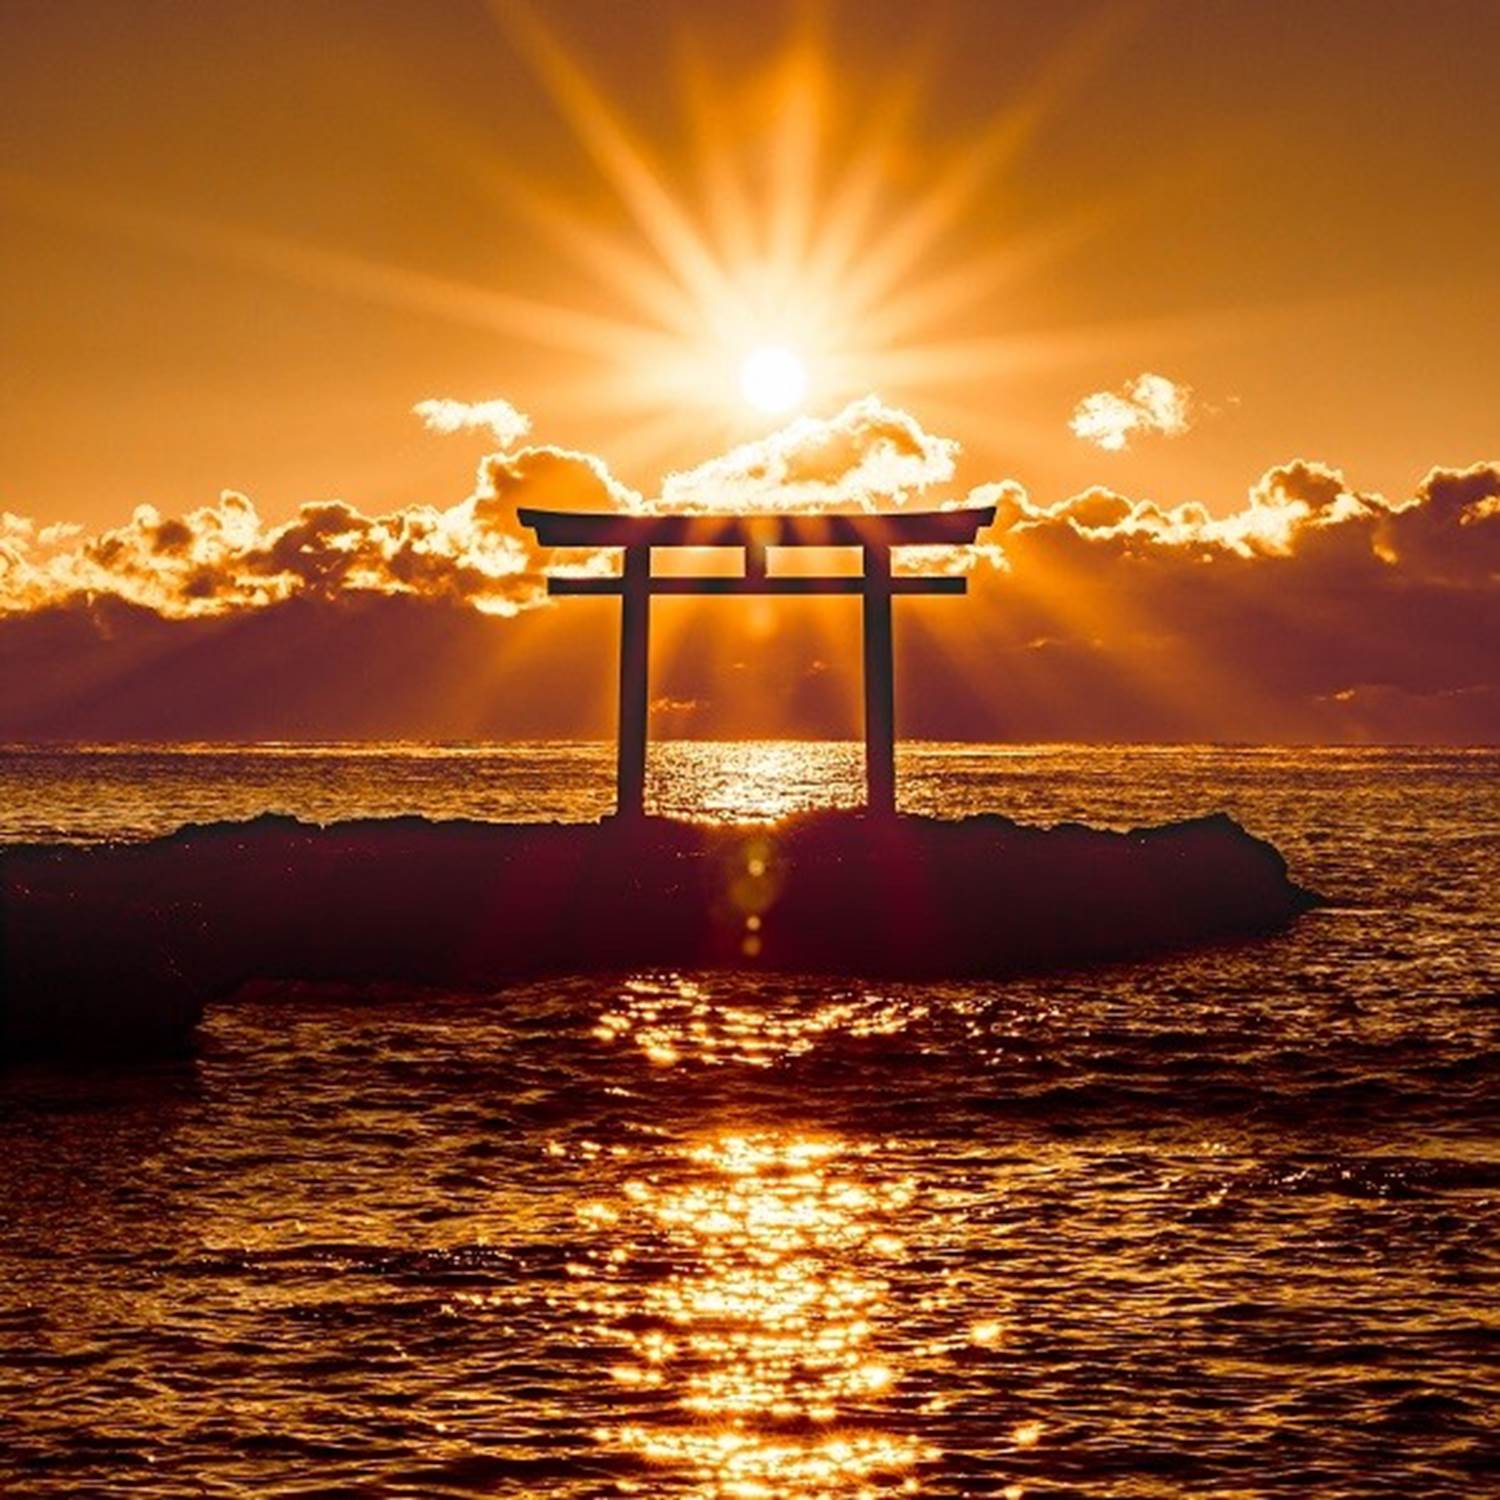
0 743 1495 1496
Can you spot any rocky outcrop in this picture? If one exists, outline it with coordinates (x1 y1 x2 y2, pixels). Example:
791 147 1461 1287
1 811 1319 1059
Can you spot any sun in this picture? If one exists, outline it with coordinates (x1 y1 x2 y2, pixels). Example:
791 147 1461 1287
739 345 809 415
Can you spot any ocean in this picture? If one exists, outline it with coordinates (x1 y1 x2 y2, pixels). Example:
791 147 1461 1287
1 742 1495 1497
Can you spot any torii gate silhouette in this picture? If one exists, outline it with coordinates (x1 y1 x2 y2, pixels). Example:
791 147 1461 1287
519 505 996 817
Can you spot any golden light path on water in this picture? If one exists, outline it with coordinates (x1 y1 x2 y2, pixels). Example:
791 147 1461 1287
569 1128 935 1495
555 975 1045 1497
549 738 1046 1494
648 741 868 823
594 977 925 1070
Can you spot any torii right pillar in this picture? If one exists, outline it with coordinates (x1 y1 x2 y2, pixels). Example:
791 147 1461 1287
861 542 897 816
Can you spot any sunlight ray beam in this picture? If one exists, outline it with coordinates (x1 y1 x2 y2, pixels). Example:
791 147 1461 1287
835 1 1153 319
848 290 1288 391
0 170 695 370
496 1 746 343
849 202 1118 350
795 55 934 304
833 108 1034 323
479 169 707 339
762 40 826 295
678 41 760 271
309 94 720 349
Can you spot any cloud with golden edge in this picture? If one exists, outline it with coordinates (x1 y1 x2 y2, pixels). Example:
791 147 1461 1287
1 403 1496 742
973 457 1500 584
1070 372 1193 451
660 396 960 512
3 400 1496 711
413 396 532 448
0 430 643 620
0 399 972 618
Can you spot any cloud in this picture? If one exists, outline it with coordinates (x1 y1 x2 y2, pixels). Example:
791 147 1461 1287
413 396 532 448
0 441 645 621
0 399 961 620
660 396 959 511
1070 372 1193 451
975 458 1500 585
1 397 1496 742
479 443 644 527
941 457 1497 739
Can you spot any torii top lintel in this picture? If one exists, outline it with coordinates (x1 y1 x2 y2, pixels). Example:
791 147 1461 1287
517 504 995 816
517 505 995 549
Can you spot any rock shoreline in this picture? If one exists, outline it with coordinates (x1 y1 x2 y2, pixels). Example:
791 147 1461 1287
1 810 1320 1059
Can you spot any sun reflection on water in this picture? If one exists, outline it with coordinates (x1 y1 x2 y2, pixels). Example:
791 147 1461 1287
572 1129 935 1494
594 975 925 1069
648 741 866 823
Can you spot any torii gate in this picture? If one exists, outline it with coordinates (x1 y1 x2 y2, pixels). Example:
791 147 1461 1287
518 505 996 817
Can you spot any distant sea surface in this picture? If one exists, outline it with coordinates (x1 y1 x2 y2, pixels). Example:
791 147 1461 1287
1 743 1496 1497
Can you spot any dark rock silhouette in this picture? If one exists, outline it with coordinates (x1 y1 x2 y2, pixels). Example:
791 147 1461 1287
2 811 1320 1059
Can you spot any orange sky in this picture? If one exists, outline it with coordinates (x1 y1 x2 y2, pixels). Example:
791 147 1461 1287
1 0 1496 742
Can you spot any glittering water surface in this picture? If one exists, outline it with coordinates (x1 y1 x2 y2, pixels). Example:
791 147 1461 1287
1 744 1496 1497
